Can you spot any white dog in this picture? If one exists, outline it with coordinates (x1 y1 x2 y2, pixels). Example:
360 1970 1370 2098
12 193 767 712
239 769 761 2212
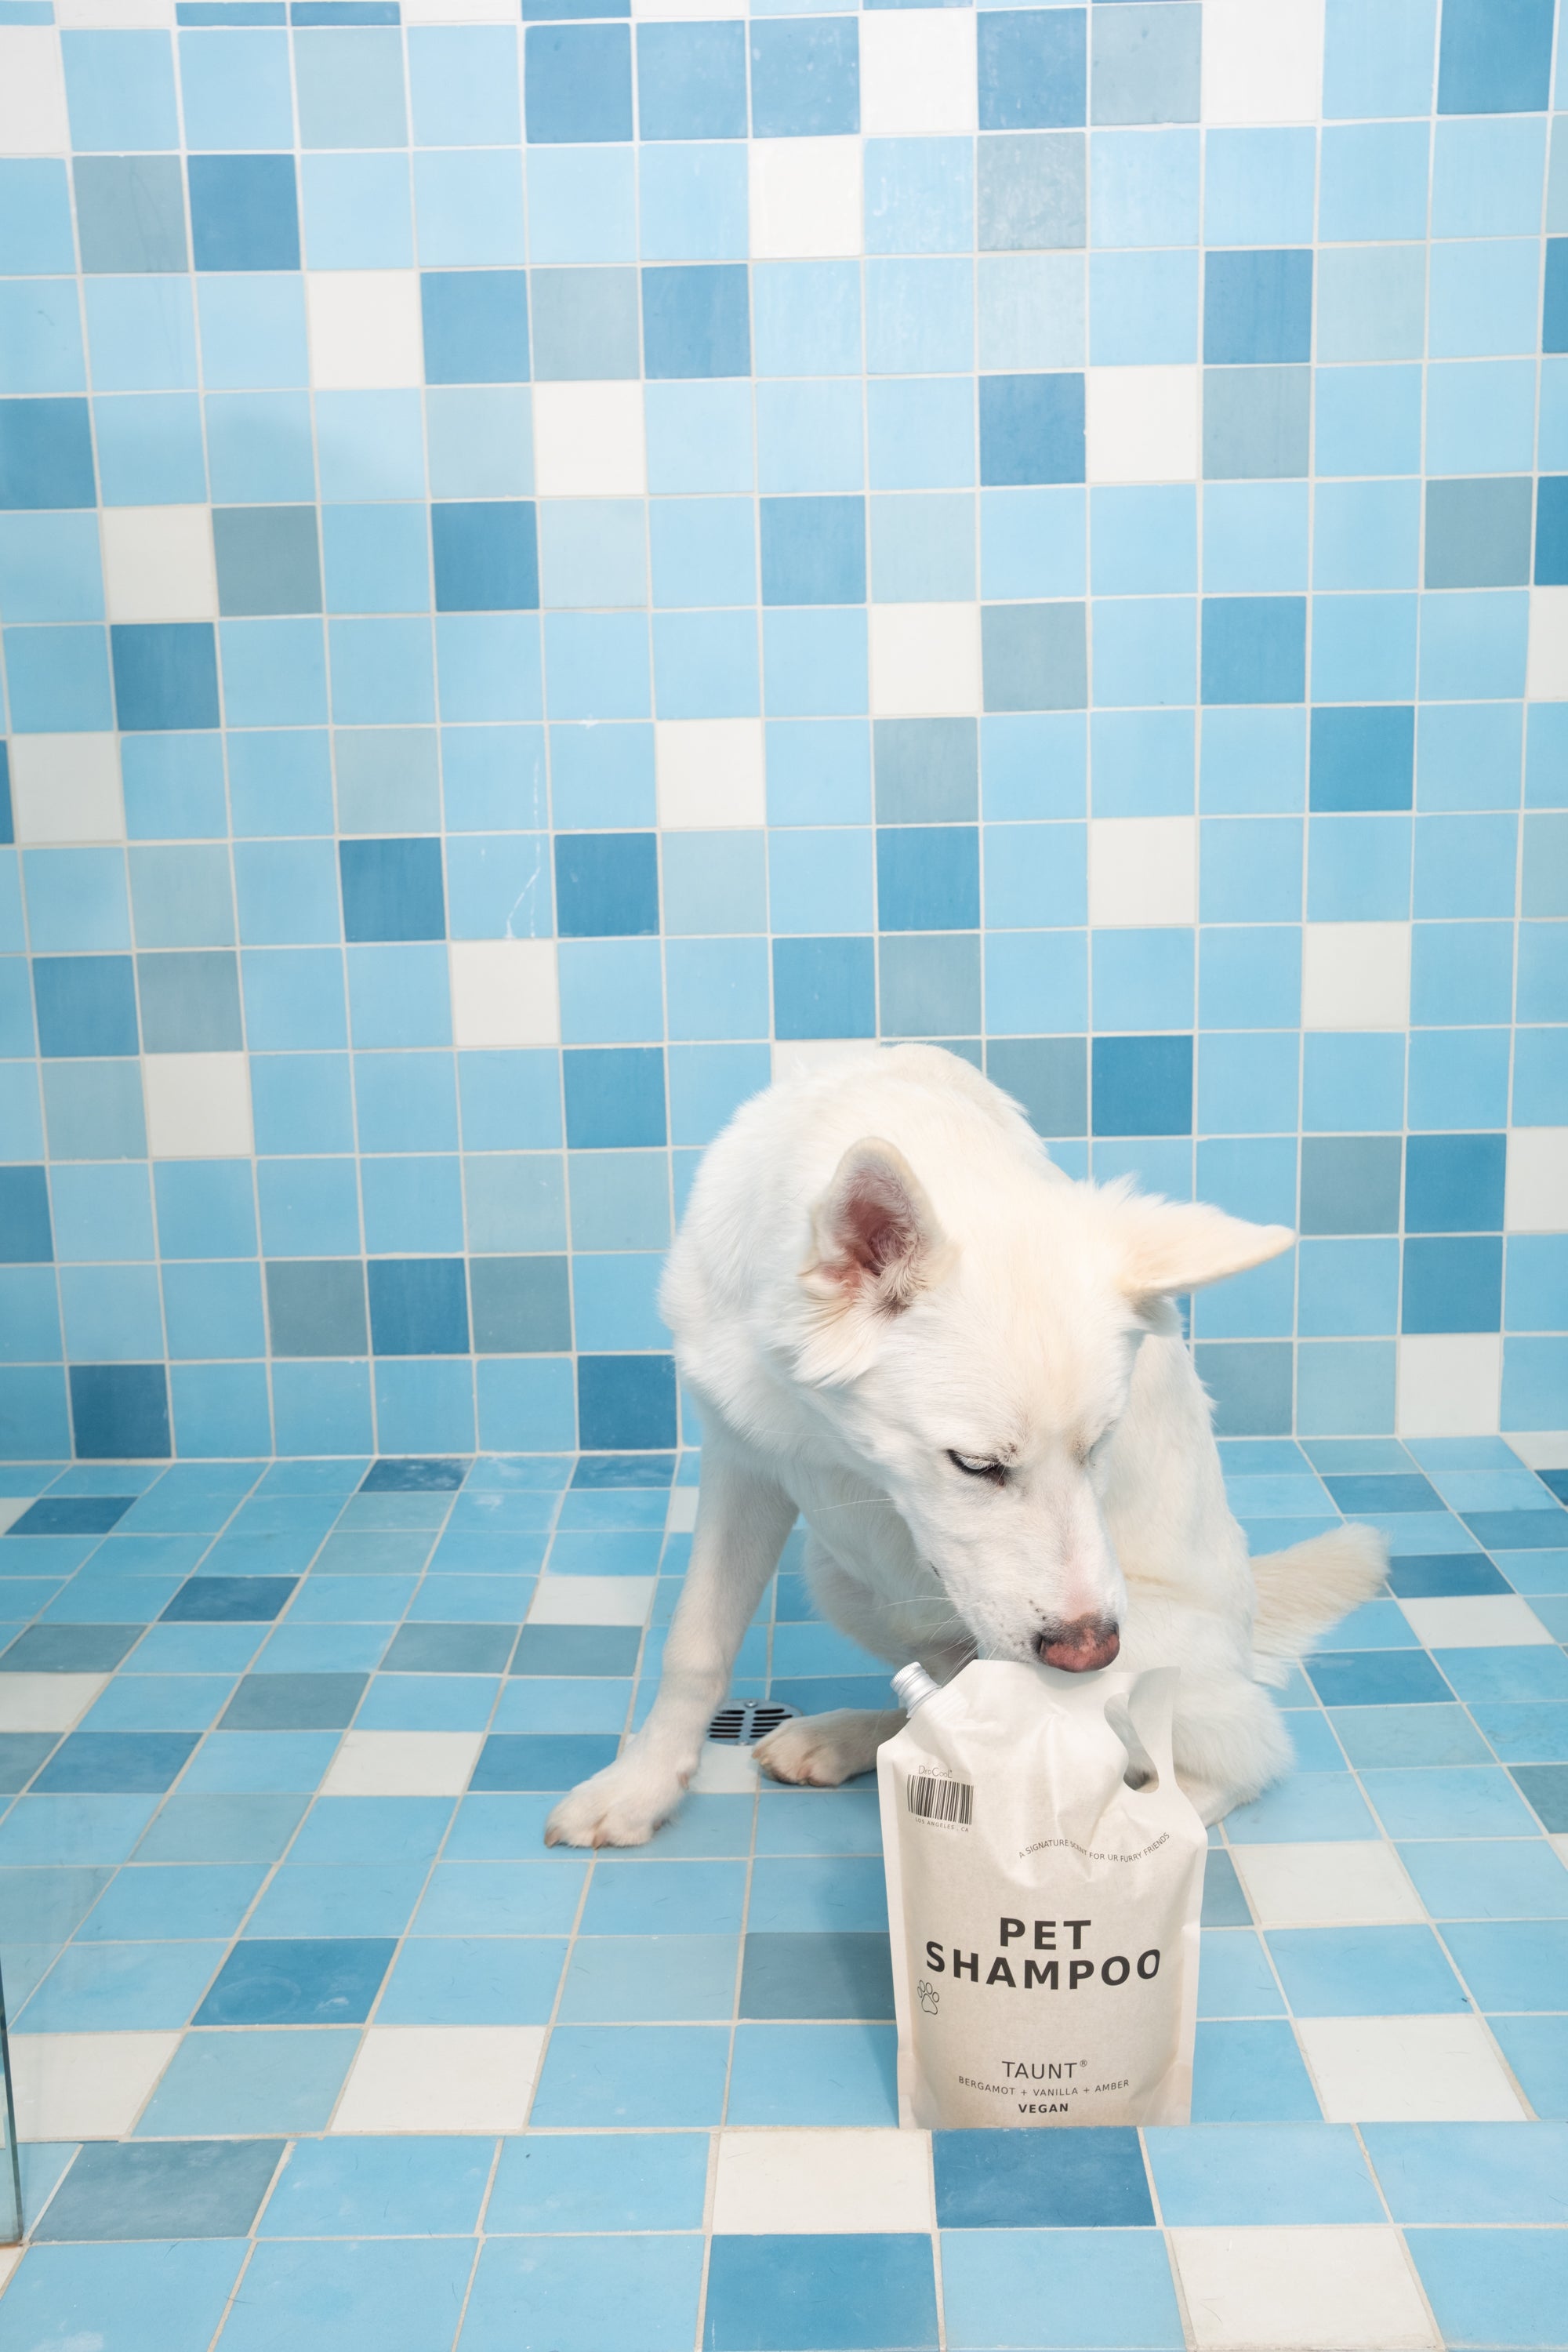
546 1045 1385 1848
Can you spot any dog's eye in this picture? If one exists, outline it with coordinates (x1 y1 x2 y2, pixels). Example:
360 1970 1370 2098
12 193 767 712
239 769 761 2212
948 1451 1006 1485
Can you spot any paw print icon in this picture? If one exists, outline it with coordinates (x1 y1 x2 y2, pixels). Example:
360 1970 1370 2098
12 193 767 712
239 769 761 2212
916 1980 940 2015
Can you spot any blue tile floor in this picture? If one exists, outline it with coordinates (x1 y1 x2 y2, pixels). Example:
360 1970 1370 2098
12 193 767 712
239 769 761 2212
0 1436 1566 2350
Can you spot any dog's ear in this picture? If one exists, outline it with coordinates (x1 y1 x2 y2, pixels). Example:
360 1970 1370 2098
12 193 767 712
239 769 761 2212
796 1141 956 1379
1113 1194 1294 1302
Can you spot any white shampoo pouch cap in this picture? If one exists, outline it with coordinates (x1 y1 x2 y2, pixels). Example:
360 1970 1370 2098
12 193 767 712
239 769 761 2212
878 1659 1207 2129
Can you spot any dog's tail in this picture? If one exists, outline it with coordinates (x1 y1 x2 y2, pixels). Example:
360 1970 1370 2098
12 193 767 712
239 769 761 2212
1250 1523 1389 1682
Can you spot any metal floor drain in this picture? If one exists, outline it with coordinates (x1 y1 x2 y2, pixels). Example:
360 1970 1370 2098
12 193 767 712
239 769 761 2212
707 1700 799 1744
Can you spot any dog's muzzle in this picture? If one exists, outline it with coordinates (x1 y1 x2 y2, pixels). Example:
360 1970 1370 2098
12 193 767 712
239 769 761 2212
1036 1614 1120 1672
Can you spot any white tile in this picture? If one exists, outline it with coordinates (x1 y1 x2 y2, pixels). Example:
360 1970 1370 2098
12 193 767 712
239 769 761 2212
1508 1430 1568 1469
1397 1335 1502 1439
1087 816 1197 927
306 270 423 390
1399 1594 1553 1649
1552 1833 1568 1870
9 735 123 845
532 383 646 498
1171 2226 1436 2352
0 1498 34 1535
1202 0 1324 124
858 12 975 136
869 604 982 717
713 2129 931 2234
58 0 173 20
1085 365 1199 484
1526 586 1568 700
0 31 69 153
12 2032 180 2141
0 1673 108 1733
0 2250 20 2299
143 1053 253 1159
1229 1841 1424 1928
321 1731 484 1798
691 1741 758 1794
750 138 862 260
1301 921 1410 1031
100 506 218 624
1298 2015 1528 2122
666 1485 699 1534
1505 1129 1568 1232
330 2026 546 2133
449 938 559 1047
528 1575 655 1626
656 719 766 829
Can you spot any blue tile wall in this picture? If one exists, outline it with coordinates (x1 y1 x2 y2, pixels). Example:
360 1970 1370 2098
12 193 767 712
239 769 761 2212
0 0 1566 1461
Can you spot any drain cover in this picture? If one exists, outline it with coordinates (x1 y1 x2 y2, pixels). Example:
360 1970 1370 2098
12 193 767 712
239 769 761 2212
707 1700 799 1744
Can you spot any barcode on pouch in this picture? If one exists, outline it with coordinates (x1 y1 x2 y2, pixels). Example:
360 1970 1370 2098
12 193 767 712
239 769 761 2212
908 1773 973 1826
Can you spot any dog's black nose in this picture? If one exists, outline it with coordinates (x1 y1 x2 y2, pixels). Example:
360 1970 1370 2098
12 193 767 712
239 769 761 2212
1036 1615 1120 1672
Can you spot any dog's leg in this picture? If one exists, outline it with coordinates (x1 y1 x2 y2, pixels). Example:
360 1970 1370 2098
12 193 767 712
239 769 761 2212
752 1706 905 1788
544 1436 797 1849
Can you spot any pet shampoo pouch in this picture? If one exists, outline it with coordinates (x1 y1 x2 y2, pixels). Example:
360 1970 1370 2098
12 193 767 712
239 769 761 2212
878 1659 1206 2129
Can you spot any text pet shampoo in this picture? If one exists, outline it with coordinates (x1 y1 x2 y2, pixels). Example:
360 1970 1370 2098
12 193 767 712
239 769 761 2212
878 1659 1207 2129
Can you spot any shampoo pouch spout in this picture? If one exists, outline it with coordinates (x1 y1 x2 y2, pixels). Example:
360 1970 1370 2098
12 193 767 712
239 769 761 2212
878 1660 1207 2129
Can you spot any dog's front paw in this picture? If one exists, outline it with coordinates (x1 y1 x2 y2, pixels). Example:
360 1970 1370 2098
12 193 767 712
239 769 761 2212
544 1759 684 1849
752 1707 896 1788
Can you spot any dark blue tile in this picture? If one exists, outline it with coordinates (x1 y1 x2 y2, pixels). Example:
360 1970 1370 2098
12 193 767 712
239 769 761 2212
554 833 659 938
0 1166 53 1264
979 372 1085 486
572 1452 674 1489
0 397 96 509
984 1036 1087 1138
1308 706 1414 813
876 826 980 931
1203 1850 1253 1926
577 1354 677 1451
33 1730 198 1793
362 1457 468 1493
771 937 877 1041
1536 1468 1568 1506
524 20 633 141
1306 1651 1453 1707
339 838 446 944
934 2127 1153 2227
470 1732 619 1790
1511 1766 1568 1832
1388 1555 1511 1597
1 1623 141 1672
1539 477 1568 586
220 1672 367 1730
187 152 299 271
1194 1341 1294 1439
69 1365 171 1460
431 502 539 613
367 1258 470 1355
194 1936 395 2025
1204 249 1313 365
643 264 751 379
111 623 220 731
749 17 859 138
760 495 866 606
1201 597 1306 705
32 958 140 1059
0 1734 59 1791
978 6 1085 129
1091 1034 1192 1135
162 1577 298 1624
739 1932 894 2021
510 1624 640 1675
1463 1508 1568 1549
1404 1134 1506 1235
1322 1473 1441 1516
563 1046 667 1145
384 1622 519 1674
704 2234 936 2352
637 18 746 140
1401 1237 1504 1334
1298 1135 1403 1235
1437 0 1553 112
34 2138 283 2241
420 270 530 385
9 1495 134 1536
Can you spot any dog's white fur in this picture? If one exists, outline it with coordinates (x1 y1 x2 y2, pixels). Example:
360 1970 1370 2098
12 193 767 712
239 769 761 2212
546 1046 1385 1847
